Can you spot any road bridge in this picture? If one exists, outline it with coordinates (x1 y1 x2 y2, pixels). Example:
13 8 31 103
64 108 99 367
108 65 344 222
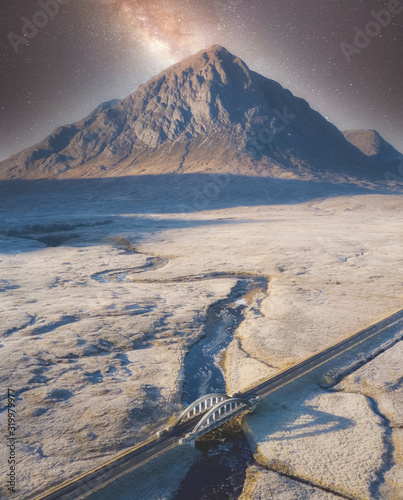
156 393 260 444
34 307 403 500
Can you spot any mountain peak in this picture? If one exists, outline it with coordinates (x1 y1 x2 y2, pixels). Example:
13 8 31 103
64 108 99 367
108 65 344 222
202 44 230 56
0 46 394 181
196 44 242 65
119 45 257 148
184 44 239 63
146 43 253 93
343 129 402 161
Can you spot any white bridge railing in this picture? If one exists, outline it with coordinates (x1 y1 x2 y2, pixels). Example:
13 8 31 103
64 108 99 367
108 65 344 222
156 393 261 442
156 393 261 443
173 393 229 426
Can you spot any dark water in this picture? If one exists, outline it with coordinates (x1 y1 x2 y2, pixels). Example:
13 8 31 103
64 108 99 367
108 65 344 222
182 276 268 405
173 432 254 500
92 261 267 499
175 276 267 500
91 255 169 282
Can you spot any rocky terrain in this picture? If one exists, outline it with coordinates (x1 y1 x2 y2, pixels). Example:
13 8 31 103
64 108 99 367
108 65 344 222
0 45 396 183
343 130 403 172
337 343 403 500
240 357 402 500
343 129 403 185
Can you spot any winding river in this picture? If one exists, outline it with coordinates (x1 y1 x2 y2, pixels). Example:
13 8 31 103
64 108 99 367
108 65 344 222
92 251 268 499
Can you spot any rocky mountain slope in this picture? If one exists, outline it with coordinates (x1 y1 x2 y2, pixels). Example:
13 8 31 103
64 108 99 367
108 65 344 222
0 45 398 182
343 129 403 181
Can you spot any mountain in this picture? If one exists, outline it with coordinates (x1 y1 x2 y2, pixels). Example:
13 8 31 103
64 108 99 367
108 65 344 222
343 130 403 180
342 129 402 159
0 45 394 182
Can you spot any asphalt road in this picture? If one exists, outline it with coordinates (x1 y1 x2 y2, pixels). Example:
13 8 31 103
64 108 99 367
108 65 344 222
34 415 205 500
35 308 403 500
243 308 403 399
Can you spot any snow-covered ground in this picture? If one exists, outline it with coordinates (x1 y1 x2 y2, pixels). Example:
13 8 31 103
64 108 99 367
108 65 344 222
336 343 403 499
0 178 402 499
240 466 342 499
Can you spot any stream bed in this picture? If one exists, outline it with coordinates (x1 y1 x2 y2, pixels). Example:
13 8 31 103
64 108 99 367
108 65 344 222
175 276 267 500
182 276 268 404
173 430 254 500
92 260 268 499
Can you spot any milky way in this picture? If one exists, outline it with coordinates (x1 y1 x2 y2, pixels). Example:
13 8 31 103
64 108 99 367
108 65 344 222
104 0 208 61
1 0 402 160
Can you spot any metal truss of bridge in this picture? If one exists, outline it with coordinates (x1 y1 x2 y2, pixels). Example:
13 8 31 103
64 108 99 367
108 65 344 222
174 393 229 425
157 392 261 444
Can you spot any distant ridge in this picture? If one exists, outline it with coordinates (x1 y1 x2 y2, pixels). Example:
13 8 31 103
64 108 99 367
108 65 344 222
343 130 403 169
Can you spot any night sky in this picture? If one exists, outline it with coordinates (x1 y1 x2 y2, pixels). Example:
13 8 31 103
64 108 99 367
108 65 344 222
1 0 402 161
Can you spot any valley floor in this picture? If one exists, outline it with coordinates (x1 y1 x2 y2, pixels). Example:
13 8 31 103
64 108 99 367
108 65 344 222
0 177 402 499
